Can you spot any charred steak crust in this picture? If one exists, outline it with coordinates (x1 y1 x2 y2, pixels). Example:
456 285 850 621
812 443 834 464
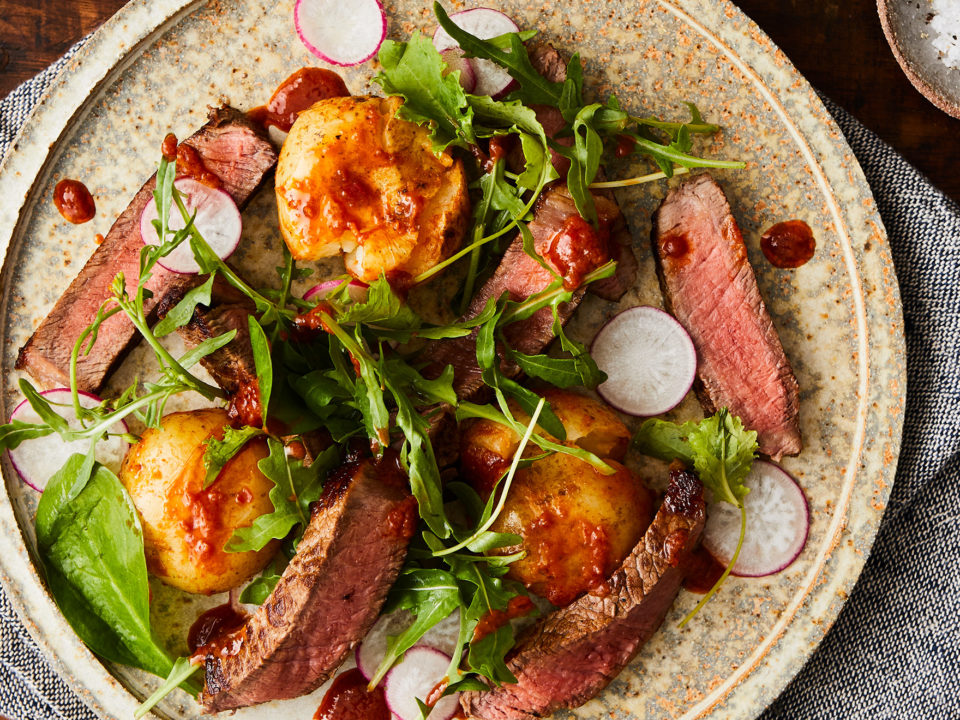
201 454 417 712
651 173 802 460
461 469 705 720
15 106 277 394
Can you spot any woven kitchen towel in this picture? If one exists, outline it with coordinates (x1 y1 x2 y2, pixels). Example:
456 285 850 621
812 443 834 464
1 41 959 720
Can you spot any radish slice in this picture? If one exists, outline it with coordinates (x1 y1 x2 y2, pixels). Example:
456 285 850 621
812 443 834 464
433 8 519 97
139 178 242 274
357 609 461 681
703 460 809 577
7 389 129 492
384 645 459 720
440 49 477 93
591 306 697 416
295 0 386 67
304 279 369 304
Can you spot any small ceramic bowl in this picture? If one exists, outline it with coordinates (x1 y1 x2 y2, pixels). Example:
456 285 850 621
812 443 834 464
878 0 960 119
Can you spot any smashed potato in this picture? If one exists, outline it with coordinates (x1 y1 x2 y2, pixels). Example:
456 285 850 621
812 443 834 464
276 95 470 283
119 408 278 595
461 390 652 606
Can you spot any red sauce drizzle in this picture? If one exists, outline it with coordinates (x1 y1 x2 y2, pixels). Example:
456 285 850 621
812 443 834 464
683 546 726 594
473 595 535 642
660 231 690 261
249 67 350 133
161 132 178 162
314 668 391 720
760 220 816 269
614 134 636 158
544 214 610 290
188 602 249 654
176 143 221 188
53 179 96 224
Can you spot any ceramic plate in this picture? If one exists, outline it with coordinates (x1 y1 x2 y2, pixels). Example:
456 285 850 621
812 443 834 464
0 1 904 718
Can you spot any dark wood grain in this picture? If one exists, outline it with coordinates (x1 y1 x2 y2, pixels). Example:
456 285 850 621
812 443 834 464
1 0 959 203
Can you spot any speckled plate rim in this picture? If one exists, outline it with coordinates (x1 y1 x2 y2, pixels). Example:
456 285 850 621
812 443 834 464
0 1 905 719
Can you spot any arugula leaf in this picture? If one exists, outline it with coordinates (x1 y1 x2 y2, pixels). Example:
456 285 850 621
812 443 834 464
376 32 475 150
177 330 238 370
633 409 757 502
247 316 272 425
37 460 173 678
334 276 422 331
371 568 462 686
153 274 215 337
227 440 337 552
202 425 264 488
435 3 563 106
561 104 605 225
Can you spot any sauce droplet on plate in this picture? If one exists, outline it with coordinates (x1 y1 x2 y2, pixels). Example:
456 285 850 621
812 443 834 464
314 668 391 720
188 602 249 654
249 67 350 133
760 220 816 268
53 179 95 224
682 545 726 594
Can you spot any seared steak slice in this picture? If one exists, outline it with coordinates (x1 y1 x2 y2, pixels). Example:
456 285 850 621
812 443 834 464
201 454 417 711
422 184 619 401
461 468 705 720
16 106 277 393
651 174 802 460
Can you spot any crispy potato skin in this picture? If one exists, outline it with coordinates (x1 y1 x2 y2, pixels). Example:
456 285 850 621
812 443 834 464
276 95 470 283
461 390 652 606
119 408 278 595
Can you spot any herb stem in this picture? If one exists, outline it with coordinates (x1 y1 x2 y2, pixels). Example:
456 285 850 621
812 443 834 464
433 398 544 558
678 502 746 628
589 166 690 189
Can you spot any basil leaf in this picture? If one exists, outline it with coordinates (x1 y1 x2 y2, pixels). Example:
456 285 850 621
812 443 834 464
153 274 215 337
37 462 173 678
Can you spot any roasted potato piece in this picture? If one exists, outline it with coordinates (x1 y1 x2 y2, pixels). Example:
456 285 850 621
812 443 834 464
276 95 470 283
119 408 278 595
461 390 652 606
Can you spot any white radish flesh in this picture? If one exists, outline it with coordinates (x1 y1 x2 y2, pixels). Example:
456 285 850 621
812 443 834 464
384 645 459 720
591 306 697 416
295 0 386 67
433 8 519 97
8 389 129 492
139 178 242 274
703 460 809 577
304 279 369 304
357 609 461 681
440 49 477 93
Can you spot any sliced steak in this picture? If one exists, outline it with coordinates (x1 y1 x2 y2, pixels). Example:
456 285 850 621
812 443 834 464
461 468 706 720
15 106 277 393
200 453 417 711
651 173 802 460
422 184 620 401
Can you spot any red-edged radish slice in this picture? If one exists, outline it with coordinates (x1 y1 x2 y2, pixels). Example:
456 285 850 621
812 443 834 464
295 0 386 67
703 460 809 577
440 48 477 93
356 609 461 681
433 8 519 97
384 645 459 720
591 306 697 416
7 389 129 492
139 178 242 274
304 279 369 304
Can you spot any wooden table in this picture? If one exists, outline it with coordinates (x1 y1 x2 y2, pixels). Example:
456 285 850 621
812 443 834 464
2 0 959 204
